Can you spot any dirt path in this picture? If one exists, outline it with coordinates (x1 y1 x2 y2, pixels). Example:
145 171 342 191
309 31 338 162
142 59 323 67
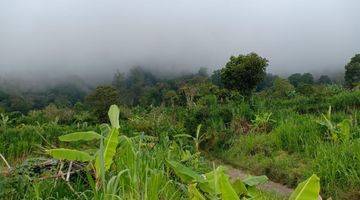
209 157 322 200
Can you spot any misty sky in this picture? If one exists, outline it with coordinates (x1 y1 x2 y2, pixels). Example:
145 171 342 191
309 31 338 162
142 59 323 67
0 0 360 78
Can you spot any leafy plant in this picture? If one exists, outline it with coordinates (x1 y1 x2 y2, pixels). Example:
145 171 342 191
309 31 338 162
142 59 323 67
0 113 11 128
251 112 275 133
166 159 269 199
317 106 351 142
289 174 320 200
47 105 120 182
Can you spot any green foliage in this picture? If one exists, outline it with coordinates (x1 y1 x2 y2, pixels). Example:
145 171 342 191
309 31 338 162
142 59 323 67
167 160 268 199
221 53 268 96
289 174 320 200
2 66 360 199
95 128 119 178
211 69 223 87
296 84 315 96
317 106 352 142
47 148 93 162
317 75 332 85
47 105 121 183
85 85 120 122
345 54 360 88
274 114 322 154
251 112 275 133
257 73 279 91
288 73 314 88
108 104 120 129
271 78 295 98
166 160 205 183
58 131 102 142
243 175 269 186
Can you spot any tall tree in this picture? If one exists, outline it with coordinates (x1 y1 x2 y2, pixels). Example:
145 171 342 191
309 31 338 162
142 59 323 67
317 75 332 85
85 85 119 122
211 69 223 87
112 70 126 92
112 70 127 104
126 66 157 105
272 77 295 98
288 73 314 87
345 54 360 88
288 73 302 87
220 53 268 96
301 73 314 85
256 73 278 91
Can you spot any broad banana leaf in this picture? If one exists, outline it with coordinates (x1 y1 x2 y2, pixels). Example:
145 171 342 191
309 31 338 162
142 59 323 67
59 131 102 142
198 166 226 195
188 184 206 200
289 174 320 200
198 166 240 199
95 128 120 177
166 160 205 183
218 172 240 200
231 179 248 196
47 148 93 162
243 175 268 186
108 105 120 129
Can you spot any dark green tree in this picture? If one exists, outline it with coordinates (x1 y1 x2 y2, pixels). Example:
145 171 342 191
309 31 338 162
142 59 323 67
256 73 278 91
288 73 302 87
317 75 332 85
345 54 360 88
112 70 127 104
85 85 119 122
112 70 126 92
126 66 157 105
220 53 268 96
9 95 31 113
272 77 295 98
211 69 223 87
288 73 314 87
302 73 314 85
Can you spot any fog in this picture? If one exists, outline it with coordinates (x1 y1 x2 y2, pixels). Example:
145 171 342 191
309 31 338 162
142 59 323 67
1 0 360 81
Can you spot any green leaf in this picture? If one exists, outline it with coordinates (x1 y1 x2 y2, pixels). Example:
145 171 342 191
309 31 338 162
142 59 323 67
166 160 204 183
218 172 240 200
338 119 351 142
231 179 248 196
95 128 120 177
47 148 93 162
243 175 268 186
188 184 206 200
289 174 320 200
108 105 120 129
198 166 240 199
59 131 102 142
198 166 226 195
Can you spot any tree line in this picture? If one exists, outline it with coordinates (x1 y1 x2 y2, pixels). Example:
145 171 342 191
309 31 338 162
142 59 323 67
0 53 359 116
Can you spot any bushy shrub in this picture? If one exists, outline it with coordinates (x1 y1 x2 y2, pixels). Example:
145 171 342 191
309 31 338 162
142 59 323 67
331 90 360 111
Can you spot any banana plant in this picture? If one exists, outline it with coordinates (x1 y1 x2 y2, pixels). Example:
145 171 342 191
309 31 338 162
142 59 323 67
168 160 321 200
289 174 320 200
0 113 10 128
318 106 351 142
166 160 268 200
47 105 120 180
